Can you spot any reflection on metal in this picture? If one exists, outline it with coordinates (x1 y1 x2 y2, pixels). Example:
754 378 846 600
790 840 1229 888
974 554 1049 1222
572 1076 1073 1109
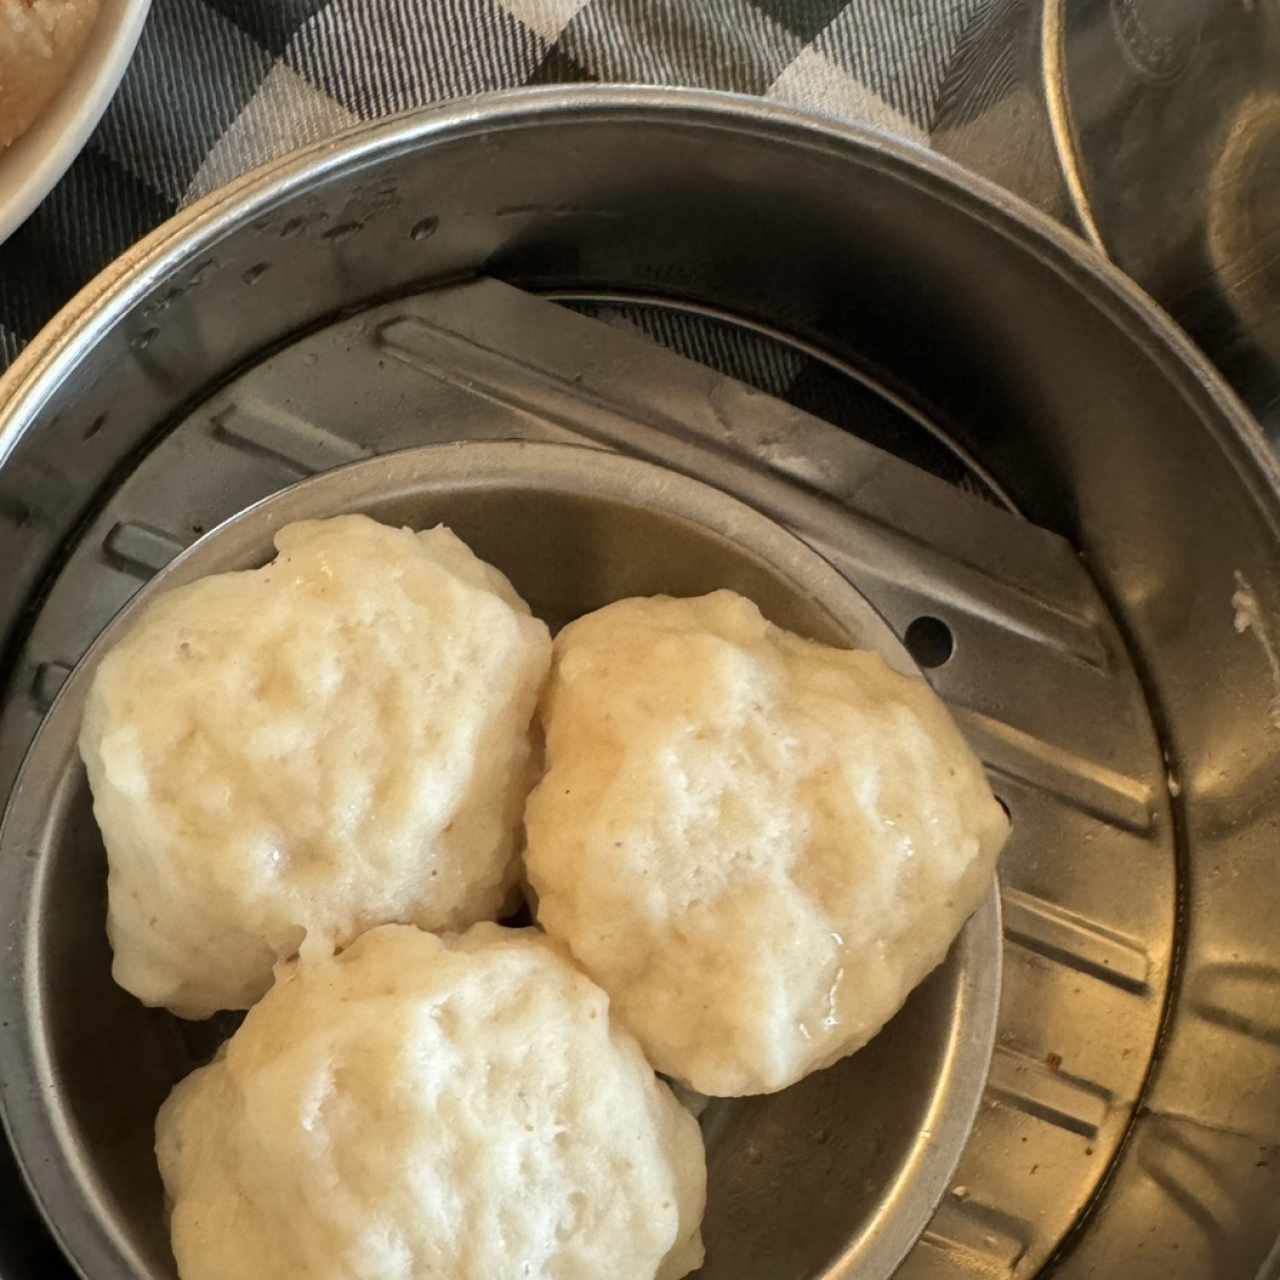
1206 93 1280 382
1230 570 1280 731
1189 962 1280 1050
1136 1120 1233 1245
1048 0 1280 437
939 2 1280 436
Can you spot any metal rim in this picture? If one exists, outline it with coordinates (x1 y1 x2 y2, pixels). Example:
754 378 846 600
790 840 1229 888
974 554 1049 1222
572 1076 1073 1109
2 85 1276 515
0 440 1002 1280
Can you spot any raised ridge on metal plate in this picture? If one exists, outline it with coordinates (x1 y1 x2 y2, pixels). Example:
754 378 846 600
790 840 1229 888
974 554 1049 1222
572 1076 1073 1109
986 1045 1112 1138
918 1194 1029 1273
102 522 187 579
30 662 71 713
1002 888 1152 994
953 707 1155 834
212 401 372 474
0 280 1179 1280
376 304 1110 671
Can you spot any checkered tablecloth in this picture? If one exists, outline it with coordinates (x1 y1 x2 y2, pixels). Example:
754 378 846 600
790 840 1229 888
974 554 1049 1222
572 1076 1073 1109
0 0 998 369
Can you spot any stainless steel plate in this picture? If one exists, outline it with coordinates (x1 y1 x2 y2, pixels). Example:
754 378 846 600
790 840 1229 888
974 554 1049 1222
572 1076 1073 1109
2 271 1178 1280
0 440 1001 1280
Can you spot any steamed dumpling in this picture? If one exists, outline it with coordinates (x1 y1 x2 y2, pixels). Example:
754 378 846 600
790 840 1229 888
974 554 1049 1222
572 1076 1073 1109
80 515 551 1018
524 591 1008 1096
156 924 707 1280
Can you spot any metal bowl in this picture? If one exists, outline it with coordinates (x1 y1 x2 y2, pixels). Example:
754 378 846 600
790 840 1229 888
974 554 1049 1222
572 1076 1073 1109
0 440 1001 1280
0 86 1278 1279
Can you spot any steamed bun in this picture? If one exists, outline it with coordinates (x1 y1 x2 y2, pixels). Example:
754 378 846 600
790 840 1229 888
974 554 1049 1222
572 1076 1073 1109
156 924 707 1280
524 591 1008 1096
80 516 551 1019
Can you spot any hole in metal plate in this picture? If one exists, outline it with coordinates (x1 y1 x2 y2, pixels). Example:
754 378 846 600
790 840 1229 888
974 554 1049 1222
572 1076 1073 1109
905 615 955 669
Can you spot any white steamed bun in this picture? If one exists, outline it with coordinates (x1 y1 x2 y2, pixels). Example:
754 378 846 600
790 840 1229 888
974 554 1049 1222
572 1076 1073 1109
156 924 707 1280
525 590 1008 1096
80 515 551 1018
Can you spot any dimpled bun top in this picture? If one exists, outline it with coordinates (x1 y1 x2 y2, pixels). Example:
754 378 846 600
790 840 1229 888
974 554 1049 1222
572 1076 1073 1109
525 591 1009 1097
80 516 551 1019
156 924 707 1280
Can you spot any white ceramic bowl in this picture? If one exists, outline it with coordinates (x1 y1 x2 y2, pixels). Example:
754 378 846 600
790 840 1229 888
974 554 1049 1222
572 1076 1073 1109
0 0 151 243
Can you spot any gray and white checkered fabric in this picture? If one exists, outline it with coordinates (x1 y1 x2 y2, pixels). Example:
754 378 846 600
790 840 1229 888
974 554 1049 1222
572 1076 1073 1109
0 0 999 367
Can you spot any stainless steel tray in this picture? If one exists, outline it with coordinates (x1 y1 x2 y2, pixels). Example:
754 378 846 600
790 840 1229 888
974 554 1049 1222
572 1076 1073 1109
0 88 1277 1279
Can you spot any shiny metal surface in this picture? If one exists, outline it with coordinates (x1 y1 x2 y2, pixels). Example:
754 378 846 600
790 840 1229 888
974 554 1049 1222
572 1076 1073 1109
0 440 1002 1280
1 275 1178 1280
930 1 1280 441
0 86 1277 1278
1053 0 1280 442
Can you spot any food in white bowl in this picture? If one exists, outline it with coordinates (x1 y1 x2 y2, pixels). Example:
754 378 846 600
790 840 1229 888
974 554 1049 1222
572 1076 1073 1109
524 590 1009 1096
79 515 551 1019
0 0 100 150
156 923 707 1280
0 0 150 242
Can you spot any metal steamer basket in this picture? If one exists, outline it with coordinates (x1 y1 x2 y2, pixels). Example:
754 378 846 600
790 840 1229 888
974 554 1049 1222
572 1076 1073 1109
0 88 1277 1280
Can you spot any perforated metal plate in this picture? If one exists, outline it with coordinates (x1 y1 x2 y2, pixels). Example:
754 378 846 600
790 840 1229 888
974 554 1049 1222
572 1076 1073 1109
0 279 1176 1278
